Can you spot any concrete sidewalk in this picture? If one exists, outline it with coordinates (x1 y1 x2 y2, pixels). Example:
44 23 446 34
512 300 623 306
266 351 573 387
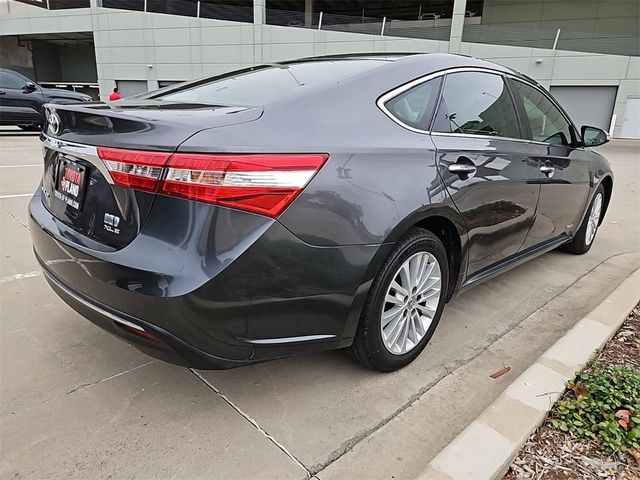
1 134 639 479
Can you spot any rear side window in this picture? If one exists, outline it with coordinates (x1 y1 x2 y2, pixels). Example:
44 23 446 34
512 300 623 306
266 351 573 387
432 71 522 139
151 60 385 107
511 81 573 146
384 78 441 131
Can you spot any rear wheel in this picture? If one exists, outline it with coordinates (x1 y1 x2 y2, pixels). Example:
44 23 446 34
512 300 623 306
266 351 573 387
561 185 605 255
350 228 449 372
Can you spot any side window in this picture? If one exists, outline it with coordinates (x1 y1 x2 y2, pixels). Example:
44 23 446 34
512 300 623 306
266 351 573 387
384 78 441 131
432 71 521 139
0 72 26 90
512 81 573 146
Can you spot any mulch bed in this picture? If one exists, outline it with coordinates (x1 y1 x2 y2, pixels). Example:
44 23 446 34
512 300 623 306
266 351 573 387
505 304 640 480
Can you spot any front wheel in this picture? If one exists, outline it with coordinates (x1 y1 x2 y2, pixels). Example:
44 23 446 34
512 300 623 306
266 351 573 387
350 228 449 372
561 185 605 255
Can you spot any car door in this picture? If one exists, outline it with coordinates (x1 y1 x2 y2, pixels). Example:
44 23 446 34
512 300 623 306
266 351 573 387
509 79 592 249
430 70 541 277
0 71 44 124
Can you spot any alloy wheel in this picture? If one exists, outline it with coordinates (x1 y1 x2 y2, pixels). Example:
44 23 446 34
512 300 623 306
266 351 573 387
380 251 442 355
585 192 603 246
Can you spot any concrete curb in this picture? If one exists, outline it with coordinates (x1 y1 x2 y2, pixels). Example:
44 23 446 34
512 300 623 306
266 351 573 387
418 268 640 480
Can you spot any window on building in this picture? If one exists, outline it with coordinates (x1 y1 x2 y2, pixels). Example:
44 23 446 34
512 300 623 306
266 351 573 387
432 71 521 139
384 78 441 130
512 80 573 146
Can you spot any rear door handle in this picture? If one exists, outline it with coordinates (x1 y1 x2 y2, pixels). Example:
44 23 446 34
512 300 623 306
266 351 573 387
0 91 6 95
540 165 555 177
449 156 477 177
449 164 477 174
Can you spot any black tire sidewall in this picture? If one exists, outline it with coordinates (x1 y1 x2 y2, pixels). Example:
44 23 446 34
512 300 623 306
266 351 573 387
363 229 449 371
565 184 605 254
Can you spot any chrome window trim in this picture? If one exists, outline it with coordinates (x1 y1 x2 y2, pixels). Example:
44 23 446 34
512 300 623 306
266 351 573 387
377 66 573 146
430 131 541 146
42 135 114 184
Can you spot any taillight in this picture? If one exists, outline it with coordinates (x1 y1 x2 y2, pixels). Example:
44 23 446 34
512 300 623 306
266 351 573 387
160 153 328 217
97 147 171 193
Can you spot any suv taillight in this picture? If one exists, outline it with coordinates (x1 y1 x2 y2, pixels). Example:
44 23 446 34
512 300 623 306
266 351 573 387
96 148 328 218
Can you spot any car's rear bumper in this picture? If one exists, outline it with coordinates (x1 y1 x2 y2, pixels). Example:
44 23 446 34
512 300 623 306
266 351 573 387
29 191 391 368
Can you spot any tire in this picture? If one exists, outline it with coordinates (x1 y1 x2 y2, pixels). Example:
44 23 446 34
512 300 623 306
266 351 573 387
350 227 449 372
561 184 605 255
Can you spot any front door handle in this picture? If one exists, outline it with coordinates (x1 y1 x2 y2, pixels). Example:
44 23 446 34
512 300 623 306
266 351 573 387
0 91 6 95
540 165 555 177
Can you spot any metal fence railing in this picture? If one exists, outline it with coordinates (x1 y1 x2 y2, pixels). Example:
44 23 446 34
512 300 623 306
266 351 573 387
11 0 90 9
463 24 639 57
265 8 452 42
99 0 253 22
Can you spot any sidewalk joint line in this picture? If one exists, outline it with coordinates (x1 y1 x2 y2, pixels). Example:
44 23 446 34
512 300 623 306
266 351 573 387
190 369 311 478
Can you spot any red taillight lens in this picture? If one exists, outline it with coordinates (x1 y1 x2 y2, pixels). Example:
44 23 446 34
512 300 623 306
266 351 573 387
160 153 328 217
97 147 172 193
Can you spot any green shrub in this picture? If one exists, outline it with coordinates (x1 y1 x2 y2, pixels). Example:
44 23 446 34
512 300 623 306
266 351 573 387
551 363 640 453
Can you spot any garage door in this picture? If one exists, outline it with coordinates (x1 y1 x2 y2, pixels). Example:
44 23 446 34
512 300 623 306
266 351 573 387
116 80 148 98
549 86 617 133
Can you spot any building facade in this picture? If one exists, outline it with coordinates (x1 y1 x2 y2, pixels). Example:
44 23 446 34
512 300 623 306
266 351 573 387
0 0 638 138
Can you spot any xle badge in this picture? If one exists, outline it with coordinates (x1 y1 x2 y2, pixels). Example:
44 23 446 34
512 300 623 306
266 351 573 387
104 213 121 234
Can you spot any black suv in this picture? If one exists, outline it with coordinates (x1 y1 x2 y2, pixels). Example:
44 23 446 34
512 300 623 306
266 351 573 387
0 68 92 131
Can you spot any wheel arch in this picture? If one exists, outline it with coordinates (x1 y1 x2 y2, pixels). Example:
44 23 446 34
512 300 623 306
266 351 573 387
381 205 467 302
599 175 613 226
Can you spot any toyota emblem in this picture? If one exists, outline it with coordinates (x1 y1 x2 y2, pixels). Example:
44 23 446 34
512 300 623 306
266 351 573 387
47 110 61 136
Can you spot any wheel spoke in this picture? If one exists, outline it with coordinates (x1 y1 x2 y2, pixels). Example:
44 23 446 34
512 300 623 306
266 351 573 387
390 279 408 298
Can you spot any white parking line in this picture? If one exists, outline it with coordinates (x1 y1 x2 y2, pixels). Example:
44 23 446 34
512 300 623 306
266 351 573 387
0 164 42 168
0 193 33 199
0 271 41 283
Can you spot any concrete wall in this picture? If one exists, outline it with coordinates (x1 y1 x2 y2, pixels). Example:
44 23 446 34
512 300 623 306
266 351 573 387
0 1 637 136
0 34 34 77
481 0 639 37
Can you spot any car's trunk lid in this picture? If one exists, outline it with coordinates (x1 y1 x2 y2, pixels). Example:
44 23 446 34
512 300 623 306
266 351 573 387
39 101 262 249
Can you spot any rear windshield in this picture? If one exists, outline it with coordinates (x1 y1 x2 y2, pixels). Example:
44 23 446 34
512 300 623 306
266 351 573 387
150 60 386 107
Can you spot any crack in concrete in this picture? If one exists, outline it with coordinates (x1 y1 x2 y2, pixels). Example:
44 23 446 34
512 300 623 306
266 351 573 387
310 250 638 476
1 361 155 421
65 361 155 395
189 369 312 479
1 205 29 230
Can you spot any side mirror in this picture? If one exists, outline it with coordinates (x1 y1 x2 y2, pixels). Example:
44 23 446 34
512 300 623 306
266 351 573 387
22 82 36 92
581 125 610 147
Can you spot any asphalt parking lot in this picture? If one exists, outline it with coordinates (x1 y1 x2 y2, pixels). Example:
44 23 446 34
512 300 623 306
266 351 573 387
1 130 639 479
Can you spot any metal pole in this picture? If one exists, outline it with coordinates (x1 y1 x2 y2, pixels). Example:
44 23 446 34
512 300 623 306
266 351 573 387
381 16 386 35
46 0 50 9
196 0 200 17
318 11 323 30
552 28 561 50
143 0 147 12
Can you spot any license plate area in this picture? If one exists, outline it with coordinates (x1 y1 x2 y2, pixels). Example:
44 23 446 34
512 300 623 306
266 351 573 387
55 157 87 210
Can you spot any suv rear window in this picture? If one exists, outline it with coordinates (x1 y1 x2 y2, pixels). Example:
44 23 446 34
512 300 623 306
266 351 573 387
150 60 386 107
